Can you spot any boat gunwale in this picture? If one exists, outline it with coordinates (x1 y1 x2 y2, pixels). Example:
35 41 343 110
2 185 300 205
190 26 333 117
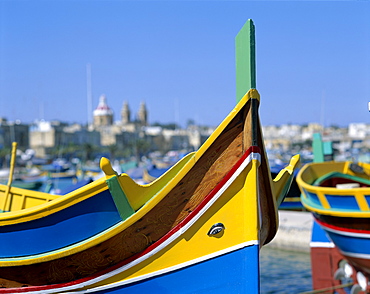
298 161 370 217
0 91 259 269
0 144 262 293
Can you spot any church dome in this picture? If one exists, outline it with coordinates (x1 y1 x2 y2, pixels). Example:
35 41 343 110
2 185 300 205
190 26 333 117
93 95 113 116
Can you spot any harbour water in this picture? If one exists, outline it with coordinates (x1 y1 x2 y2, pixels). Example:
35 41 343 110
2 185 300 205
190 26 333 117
260 247 312 294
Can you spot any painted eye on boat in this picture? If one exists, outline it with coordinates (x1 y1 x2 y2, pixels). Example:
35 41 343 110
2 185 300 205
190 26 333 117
207 223 225 236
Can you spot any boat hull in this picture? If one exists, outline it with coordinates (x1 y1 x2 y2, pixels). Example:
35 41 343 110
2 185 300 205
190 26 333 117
75 245 259 294
315 216 370 276
310 220 351 293
0 149 263 293
0 189 121 258
298 160 370 292
0 89 300 293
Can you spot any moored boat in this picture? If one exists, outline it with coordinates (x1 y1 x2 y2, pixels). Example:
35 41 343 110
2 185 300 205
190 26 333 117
0 179 43 191
297 160 370 293
0 18 301 293
0 87 299 293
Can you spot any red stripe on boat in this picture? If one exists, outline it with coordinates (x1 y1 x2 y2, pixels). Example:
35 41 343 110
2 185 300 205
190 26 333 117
315 217 370 235
2 146 261 293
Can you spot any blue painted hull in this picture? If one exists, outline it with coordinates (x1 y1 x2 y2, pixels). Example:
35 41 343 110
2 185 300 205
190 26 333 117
279 201 303 210
314 217 370 280
321 225 370 256
89 245 260 294
311 220 332 244
0 190 121 257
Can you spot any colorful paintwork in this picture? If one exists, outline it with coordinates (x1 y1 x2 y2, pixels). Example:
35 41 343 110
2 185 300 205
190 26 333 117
273 169 303 211
0 88 299 293
297 160 370 293
0 18 301 293
309 219 354 294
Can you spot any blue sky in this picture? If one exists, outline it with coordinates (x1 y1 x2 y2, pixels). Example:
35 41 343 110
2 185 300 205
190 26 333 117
1 1 369 128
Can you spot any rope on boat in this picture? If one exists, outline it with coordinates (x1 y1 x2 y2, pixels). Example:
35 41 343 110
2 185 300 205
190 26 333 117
298 282 353 294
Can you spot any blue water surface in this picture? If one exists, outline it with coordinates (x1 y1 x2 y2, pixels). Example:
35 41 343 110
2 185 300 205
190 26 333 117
260 247 312 294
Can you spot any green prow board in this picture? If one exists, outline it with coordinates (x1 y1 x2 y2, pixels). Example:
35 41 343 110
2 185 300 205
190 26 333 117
236 19 256 103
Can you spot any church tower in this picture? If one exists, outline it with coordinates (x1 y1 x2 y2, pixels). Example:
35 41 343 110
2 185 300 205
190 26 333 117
137 101 148 126
121 101 131 125
93 95 114 127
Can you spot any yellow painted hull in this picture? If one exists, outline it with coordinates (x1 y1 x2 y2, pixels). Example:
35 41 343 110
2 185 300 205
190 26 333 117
297 161 370 217
0 89 300 293
73 156 261 293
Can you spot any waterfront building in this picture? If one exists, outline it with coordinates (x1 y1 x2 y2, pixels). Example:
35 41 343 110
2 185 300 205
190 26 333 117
348 123 370 139
0 118 29 150
3 94 370 161
137 101 148 126
121 101 131 125
30 120 100 157
93 95 114 127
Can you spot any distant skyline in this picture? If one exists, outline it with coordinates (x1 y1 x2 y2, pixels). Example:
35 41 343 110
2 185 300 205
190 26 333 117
1 1 369 128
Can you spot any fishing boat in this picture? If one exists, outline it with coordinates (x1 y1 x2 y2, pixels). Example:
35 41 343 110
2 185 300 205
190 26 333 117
297 160 370 293
0 179 43 191
0 18 300 293
0 88 299 293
